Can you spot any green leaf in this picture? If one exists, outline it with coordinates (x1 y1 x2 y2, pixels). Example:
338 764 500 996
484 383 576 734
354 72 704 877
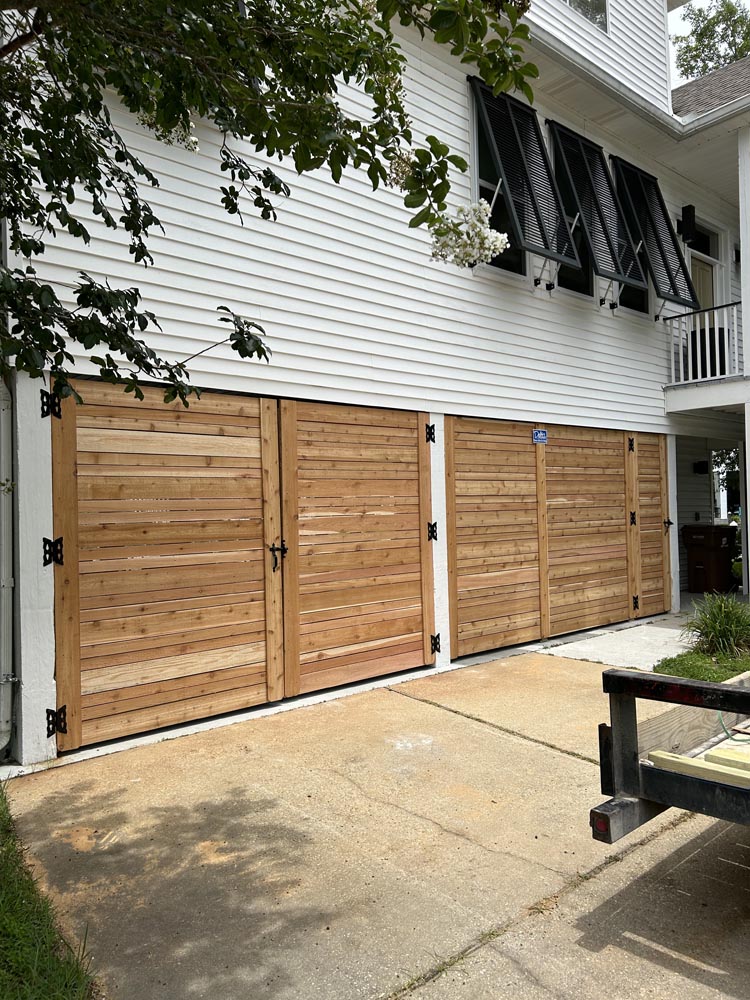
408 206 432 228
0 0 538 404
446 154 468 171
404 190 427 208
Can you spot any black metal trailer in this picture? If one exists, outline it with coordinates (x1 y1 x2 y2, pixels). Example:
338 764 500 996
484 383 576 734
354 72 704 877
591 668 750 843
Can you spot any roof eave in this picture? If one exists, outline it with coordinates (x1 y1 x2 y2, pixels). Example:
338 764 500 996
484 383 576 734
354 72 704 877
528 22 750 140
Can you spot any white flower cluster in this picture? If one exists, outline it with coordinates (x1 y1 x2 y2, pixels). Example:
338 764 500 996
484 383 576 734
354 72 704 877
137 112 200 153
431 200 509 268
387 151 414 190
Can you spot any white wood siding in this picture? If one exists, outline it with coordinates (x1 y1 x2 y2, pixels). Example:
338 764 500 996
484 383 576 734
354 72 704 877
527 0 671 112
31 34 741 443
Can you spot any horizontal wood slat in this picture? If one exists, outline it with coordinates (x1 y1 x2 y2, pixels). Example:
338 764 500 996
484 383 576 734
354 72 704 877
58 381 279 748
285 400 430 694
447 416 669 658
447 416 541 657
545 425 630 637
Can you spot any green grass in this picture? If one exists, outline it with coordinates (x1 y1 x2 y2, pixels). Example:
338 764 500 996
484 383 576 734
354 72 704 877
654 650 750 684
0 782 95 1000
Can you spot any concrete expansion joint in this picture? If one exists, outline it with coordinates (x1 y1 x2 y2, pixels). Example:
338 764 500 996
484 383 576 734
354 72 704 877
381 810 698 999
387 687 600 767
330 765 564 875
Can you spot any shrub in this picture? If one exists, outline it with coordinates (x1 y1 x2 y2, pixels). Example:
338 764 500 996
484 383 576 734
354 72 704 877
682 593 750 658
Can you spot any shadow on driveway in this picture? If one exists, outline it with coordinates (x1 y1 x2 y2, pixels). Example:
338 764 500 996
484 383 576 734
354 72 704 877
575 820 750 998
15 778 329 999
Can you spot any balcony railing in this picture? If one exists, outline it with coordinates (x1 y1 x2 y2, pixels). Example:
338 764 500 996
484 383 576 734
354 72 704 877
664 301 742 385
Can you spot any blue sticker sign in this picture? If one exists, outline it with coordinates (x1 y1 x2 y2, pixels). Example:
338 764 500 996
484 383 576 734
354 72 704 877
533 429 548 445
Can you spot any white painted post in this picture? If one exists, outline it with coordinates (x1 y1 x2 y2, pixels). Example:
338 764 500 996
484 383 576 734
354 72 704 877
738 127 750 375
12 373 57 765
667 435 681 612
429 413 451 667
742 429 750 599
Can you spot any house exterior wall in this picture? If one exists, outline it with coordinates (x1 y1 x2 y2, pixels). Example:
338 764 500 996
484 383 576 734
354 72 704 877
526 0 672 113
6 18 747 766
29 32 742 444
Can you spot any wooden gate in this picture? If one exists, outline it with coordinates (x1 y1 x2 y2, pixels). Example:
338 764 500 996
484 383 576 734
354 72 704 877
626 433 671 618
445 418 541 658
53 382 283 750
54 387 433 749
545 426 630 636
281 401 434 695
446 417 670 656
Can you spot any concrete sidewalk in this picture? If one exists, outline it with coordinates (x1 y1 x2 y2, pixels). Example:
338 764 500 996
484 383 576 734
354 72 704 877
7 648 750 999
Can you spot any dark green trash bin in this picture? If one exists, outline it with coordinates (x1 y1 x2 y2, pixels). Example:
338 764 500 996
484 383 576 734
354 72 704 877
681 524 737 593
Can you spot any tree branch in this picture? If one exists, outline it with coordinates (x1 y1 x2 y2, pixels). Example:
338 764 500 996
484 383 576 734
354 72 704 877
0 7 43 60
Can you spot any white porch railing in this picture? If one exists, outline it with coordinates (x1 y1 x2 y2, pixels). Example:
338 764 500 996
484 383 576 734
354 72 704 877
664 301 743 385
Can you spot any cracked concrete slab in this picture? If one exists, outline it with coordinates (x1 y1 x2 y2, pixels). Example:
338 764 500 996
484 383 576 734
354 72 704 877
415 814 750 1000
8 686 612 1000
398 652 666 762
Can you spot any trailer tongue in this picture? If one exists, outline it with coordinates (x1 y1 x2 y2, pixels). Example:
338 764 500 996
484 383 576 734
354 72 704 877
591 668 750 844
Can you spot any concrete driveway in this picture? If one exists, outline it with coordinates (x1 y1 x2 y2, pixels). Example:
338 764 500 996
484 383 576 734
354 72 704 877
7 647 750 999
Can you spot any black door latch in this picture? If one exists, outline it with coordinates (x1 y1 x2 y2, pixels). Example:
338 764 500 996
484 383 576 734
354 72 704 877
269 540 288 571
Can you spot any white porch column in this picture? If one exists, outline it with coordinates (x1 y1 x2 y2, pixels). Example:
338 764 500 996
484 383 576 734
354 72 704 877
429 413 451 667
739 127 750 372
743 430 750 598
12 373 57 765
667 435 680 612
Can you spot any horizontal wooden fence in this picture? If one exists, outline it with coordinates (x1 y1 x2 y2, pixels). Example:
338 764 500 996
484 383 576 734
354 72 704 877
446 417 670 659
53 385 434 750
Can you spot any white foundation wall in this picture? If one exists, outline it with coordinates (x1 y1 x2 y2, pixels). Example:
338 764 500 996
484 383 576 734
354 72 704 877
12 374 57 765
27 33 743 443
526 0 671 113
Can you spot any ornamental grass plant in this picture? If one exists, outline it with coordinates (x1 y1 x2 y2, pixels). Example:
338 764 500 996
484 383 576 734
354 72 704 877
681 592 750 658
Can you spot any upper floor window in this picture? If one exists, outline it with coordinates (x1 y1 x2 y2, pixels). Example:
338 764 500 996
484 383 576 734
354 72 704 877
471 79 580 278
611 157 699 310
548 122 647 296
565 0 607 31
476 103 526 276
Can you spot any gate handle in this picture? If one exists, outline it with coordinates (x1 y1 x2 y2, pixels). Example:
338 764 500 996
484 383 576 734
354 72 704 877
664 519 674 534
269 540 288 572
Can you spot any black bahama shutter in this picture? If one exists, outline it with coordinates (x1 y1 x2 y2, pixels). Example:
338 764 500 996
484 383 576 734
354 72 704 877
548 122 647 290
471 79 580 269
611 157 699 309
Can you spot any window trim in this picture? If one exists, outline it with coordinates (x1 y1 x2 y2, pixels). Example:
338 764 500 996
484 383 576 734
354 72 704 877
563 0 609 32
685 215 730 308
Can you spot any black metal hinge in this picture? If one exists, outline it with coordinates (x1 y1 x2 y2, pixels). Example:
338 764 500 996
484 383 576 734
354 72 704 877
431 634 441 654
46 705 67 738
427 522 438 542
630 511 637 526
43 537 64 566
425 423 436 443
633 595 640 612
628 437 635 453
40 389 62 419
